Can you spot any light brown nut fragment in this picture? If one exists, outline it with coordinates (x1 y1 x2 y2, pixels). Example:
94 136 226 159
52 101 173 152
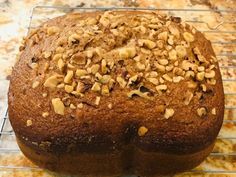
42 93 48 97
159 59 168 66
57 83 65 89
95 96 101 105
32 81 40 89
43 51 52 59
101 59 107 74
42 112 49 118
91 82 101 92
168 24 180 38
147 78 159 85
183 32 194 42
101 85 110 96
173 76 183 83
156 84 167 91
64 70 74 83
138 126 148 136
198 66 205 72
175 45 187 58
185 71 195 78
56 47 64 53
136 62 146 71
205 70 215 79
68 33 80 45
211 108 216 115
26 120 32 126
44 75 60 88
196 72 205 81
65 85 74 93
128 75 138 86
58 59 65 71
89 64 100 74
166 65 174 72
157 40 164 49
164 108 175 119
187 81 198 89
76 69 87 77
162 74 172 82
77 103 83 109
168 49 177 60
154 62 166 72
158 31 168 41
149 71 158 77
100 75 111 84
86 50 94 58
127 90 153 100
70 103 76 109
184 91 193 105
201 84 207 92
138 39 156 49
119 47 136 59
47 26 60 35
108 103 112 109
117 76 127 88
197 107 207 117
207 79 216 85
52 53 62 61
52 98 65 115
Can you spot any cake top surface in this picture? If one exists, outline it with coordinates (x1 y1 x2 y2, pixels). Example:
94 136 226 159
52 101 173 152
8 11 224 154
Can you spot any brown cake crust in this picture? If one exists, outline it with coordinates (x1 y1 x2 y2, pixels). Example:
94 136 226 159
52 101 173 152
8 11 224 176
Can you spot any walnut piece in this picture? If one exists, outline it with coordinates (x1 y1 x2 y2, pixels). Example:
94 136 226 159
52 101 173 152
44 75 60 88
52 98 65 115
197 107 207 117
26 120 32 126
164 108 175 119
117 76 127 88
119 47 136 59
138 126 148 136
138 39 156 49
183 32 194 42
64 70 74 83
32 81 40 89
211 108 216 115
91 82 101 92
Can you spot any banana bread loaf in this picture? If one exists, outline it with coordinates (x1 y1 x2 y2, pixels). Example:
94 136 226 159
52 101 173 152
8 11 224 176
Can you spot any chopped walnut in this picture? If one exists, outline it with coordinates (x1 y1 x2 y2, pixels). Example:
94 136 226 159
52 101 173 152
173 76 183 83
76 69 88 77
108 103 112 109
42 51 52 59
64 70 74 83
116 76 127 88
100 75 111 84
175 45 187 58
162 74 172 82
154 62 166 72
156 84 167 91
196 72 205 81
42 112 49 118
183 32 194 42
68 33 80 45
158 59 168 66
77 103 83 109
70 103 76 109
164 108 175 119
201 84 207 92
65 85 74 93
101 85 110 95
184 91 193 105
147 78 159 85
95 96 101 105
91 82 101 92
128 75 138 86
168 49 177 60
32 81 40 89
211 108 216 115
197 107 207 117
119 47 136 59
205 70 215 79
138 126 148 136
58 59 65 71
52 53 62 61
89 64 100 74
44 75 60 88
52 98 65 115
207 78 216 85
138 39 156 49
168 24 180 38
42 93 47 97
26 120 32 126
136 62 146 71
127 90 153 100
57 83 65 89
158 31 168 41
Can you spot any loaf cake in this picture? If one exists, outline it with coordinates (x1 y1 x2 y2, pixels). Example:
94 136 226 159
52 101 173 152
8 11 224 176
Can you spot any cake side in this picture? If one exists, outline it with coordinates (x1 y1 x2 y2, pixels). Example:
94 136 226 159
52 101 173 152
8 10 224 174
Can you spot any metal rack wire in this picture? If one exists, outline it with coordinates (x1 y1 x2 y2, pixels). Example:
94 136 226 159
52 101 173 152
0 5 236 175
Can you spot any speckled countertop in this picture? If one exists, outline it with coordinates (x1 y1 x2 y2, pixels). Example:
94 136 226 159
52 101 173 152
0 0 236 176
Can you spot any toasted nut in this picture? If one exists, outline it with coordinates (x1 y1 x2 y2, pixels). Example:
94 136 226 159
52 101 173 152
157 40 164 49
141 48 151 54
64 70 74 83
175 45 187 58
136 62 146 71
89 64 100 74
119 47 136 59
57 83 65 89
86 50 94 58
156 84 167 91
58 59 65 71
32 81 40 88
174 61 179 66
42 112 49 118
167 35 174 45
168 49 177 60
205 70 215 78
117 76 127 88
185 71 195 78
184 91 193 105
211 108 216 115
47 26 60 35
154 62 166 72
42 51 52 59
52 98 65 115
56 46 65 53
99 16 110 27
91 82 101 92
65 85 74 93
75 82 84 93
197 107 207 117
108 79 115 90
138 126 148 136
68 33 80 45
99 75 111 84
128 75 138 86
207 78 216 85
52 53 62 61
149 71 158 77
42 93 47 97
201 84 207 92
138 39 156 49
166 65 174 72
95 96 101 105
162 74 172 82
101 59 107 74
164 108 175 119
196 72 205 81
173 67 183 76
197 66 205 72
77 103 83 109
127 90 153 100
70 103 76 109
76 69 87 77
173 76 183 83
26 120 32 126
148 24 161 29
108 103 112 109
168 24 180 38
183 32 194 42
71 53 86 65
158 31 168 41
101 85 109 95
159 77 165 84
147 78 159 85
159 59 168 66
44 75 60 88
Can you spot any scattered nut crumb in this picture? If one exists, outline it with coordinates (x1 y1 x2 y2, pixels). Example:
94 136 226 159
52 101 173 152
42 112 49 118
95 96 101 105
211 108 216 115
26 120 32 126
197 107 207 117
32 81 40 89
138 126 148 136
164 108 175 119
77 103 84 109
108 103 112 109
70 103 76 109
52 98 65 115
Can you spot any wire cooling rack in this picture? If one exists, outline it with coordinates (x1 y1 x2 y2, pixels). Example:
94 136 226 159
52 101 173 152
0 5 236 176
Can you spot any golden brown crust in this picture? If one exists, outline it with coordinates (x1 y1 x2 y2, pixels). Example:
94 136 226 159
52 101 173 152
8 11 224 175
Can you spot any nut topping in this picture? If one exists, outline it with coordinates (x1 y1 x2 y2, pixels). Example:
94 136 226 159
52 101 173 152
197 107 207 117
158 31 168 41
32 81 40 89
26 120 32 126
164 108 175 119
211 108 216 115
117 76 127 88
52 98 65 115
44 75 60 88
138 126 148 136
138 39 156 49
183 32 194 42
64 70 74 83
